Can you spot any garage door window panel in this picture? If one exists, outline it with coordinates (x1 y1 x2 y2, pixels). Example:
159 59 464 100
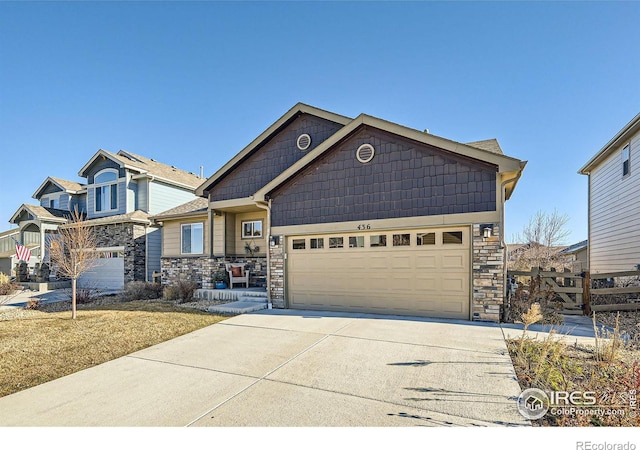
417 232 436 246
443 231 463 245
310 238 324 249
370 235 387 247
329 237 344 248
292 239 306 250
349 236 365 248
393 234 411 246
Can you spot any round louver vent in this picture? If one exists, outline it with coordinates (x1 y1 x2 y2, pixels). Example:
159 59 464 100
296 133 311 151
356 144 375 163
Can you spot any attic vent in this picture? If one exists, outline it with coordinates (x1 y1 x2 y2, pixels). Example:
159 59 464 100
356 144 375 164
296 133 311 151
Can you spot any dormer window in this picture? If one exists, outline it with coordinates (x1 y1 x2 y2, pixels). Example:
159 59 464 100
49 197 59 209
94 169 118 212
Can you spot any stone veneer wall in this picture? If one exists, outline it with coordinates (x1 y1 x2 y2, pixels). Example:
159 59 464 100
472 223 505 322
93 223 147 284
269 237 285 308
161 256 267 290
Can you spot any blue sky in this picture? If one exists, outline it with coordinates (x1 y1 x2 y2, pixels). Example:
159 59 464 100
1 1 638 244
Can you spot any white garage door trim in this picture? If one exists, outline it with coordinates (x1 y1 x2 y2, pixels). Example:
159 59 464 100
285 227 471 319
78 247 125 291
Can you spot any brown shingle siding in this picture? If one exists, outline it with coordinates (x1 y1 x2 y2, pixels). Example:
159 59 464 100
209 114 344 201
270 127 497 227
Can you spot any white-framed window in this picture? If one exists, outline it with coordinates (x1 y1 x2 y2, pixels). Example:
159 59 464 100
181 223 204 255
94 169 118 212
622 144 630 177
242 220 263 238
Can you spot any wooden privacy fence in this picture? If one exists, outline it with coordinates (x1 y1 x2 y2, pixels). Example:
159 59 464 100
507 268 640 315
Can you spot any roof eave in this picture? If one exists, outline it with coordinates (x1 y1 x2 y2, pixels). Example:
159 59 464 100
579 113 640 175
151 210 208 222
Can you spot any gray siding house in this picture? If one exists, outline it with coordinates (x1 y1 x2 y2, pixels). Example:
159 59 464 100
5 150 203 288
579 113 640 273
159 103 526 322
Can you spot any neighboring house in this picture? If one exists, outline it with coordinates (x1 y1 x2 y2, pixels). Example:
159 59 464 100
4 150 203 288
558 240 588 272
579 113 640 273
158 103 526 322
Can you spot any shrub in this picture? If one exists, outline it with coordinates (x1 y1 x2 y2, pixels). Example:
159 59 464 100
0 273 19 296
122 281 163 302
163 280 197 303
26 297 40 310
68 286 100 304
507 275 563 325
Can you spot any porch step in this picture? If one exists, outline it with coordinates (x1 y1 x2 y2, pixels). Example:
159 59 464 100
193 288 267 302
208 299 268 315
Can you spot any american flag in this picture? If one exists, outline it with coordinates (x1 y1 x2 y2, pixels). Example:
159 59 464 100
14 239 32 262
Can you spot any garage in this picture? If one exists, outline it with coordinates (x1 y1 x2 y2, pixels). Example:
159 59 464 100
286 227 470 319
78 248 125 290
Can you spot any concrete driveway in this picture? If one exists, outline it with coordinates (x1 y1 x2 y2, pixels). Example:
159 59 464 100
0 310 529 427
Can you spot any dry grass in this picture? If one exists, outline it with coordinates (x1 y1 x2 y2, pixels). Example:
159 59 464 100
0 300 225 398
508 325 640 426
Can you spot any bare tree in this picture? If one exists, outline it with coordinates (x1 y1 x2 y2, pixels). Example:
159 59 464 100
49 208 99 319
510 209 571 270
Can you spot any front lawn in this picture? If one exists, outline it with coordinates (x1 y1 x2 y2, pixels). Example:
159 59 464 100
0 300 226 398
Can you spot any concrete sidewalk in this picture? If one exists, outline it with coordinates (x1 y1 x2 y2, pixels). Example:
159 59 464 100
0 310 529 427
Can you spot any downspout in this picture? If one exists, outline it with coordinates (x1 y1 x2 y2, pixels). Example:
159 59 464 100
255 199 272 309
500 168 524 322
145 223 149 282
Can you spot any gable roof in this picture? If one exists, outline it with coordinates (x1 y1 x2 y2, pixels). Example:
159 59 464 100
32 177 85 199
9 204 70 225
151 197 209 221
195 103 352 197
254 113 526 202
579 112 640 174
79 149 204 189
558 240 588 255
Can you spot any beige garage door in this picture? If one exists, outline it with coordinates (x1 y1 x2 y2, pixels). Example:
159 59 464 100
286 227 470 319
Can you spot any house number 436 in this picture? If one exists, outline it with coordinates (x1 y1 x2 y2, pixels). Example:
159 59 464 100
357 224 371 230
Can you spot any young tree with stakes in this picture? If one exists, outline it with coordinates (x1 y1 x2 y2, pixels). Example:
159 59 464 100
49 208 99 319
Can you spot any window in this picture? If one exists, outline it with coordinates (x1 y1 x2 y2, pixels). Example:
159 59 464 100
443 231 463 245
329 237 344 248
242 220 263 238
349 236 365 248
393 234 410 246
622 144 630 177
181 223 204 254
310 238 324 249
417 232 436 245
292 239 306 250
94 169 118 212
49 197 59 209
370 235 387 247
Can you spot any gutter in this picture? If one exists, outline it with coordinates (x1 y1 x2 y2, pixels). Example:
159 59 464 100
254 199 273 309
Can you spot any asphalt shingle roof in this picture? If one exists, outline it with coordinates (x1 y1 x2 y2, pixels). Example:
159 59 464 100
152 197 208 219
113 150 204 188
466 139 504 155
